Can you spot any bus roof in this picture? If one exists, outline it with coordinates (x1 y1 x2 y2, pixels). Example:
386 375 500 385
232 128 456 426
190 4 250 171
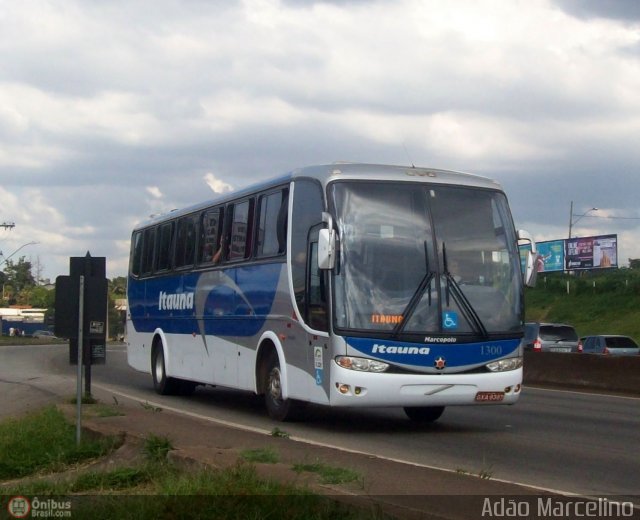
133 163 502 231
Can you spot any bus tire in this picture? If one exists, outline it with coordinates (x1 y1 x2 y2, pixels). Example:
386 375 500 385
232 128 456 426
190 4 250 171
152 345 180 395
403 406 445 423
264 351 305 421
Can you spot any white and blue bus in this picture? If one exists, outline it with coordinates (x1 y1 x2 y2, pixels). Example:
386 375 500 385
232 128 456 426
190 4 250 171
127 163 537 422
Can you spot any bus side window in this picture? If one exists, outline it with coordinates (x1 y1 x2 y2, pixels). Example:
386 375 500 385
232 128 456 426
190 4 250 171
228 199 255 262
307 241 328 332
175 215 198 269
199 207 224 264
141 227 156 276
277 189 289 254
130 231 143 277
291 179 324 321
156 222 174 272
256 188 288 258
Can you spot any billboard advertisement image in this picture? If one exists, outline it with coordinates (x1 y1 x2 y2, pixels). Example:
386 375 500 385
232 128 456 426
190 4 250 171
565 234 617 270
535 240 565 273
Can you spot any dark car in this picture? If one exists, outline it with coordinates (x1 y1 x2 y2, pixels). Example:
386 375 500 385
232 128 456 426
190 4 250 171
581 335 640 355
524 322 582 353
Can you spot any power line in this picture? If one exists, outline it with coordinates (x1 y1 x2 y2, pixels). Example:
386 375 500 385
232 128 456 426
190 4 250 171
578 215 640 221
1 222 15 230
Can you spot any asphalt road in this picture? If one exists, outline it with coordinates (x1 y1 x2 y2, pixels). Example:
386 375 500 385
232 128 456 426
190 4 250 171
2 343 639 501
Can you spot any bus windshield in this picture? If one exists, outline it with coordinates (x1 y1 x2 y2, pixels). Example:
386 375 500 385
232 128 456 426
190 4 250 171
330 182 522 337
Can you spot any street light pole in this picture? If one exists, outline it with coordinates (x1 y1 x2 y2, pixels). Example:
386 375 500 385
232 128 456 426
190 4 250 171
0 241 39 268
568 202 598 239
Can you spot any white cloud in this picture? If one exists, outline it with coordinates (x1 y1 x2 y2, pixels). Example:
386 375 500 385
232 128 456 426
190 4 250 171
146 186 163 199
204 173 233 194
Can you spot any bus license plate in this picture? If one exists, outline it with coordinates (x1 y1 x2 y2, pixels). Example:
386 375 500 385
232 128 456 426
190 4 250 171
475 392 505 402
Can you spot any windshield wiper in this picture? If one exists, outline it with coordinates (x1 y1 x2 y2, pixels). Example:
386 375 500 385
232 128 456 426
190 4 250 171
392 241 433 338
442 243 488 338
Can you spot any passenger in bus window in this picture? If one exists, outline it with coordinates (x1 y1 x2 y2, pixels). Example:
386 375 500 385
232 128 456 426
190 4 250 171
212 237 226 264
202 243 214 263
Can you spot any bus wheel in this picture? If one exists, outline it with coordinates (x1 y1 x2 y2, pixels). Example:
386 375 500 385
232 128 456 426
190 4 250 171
403 406 445 423
264 351 305 421
152 346 179 395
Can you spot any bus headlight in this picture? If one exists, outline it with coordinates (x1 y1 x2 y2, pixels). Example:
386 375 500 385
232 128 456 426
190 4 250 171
336 356 389 373
485 357 523 372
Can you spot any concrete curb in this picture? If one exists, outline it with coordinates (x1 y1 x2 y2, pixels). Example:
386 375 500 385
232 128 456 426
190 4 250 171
523 352 640 395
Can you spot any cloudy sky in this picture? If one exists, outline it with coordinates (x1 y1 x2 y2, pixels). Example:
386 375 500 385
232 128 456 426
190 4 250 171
1 0 639 281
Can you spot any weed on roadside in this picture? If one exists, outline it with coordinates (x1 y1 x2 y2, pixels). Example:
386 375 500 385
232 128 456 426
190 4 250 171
478 466 493 480
93 404 125 418
140 401 162 413
271 427 290 439
240 447 279 464
292 461 361 485
67 394 98 405
143 434 173 462
71 467 151 491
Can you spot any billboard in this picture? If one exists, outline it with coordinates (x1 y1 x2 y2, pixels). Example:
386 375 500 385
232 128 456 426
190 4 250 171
536 240 565 273
519 239 565 273
519 234 617 272
565 234 617 270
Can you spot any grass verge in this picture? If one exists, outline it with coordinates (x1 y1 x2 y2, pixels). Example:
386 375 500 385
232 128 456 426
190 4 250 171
5 463 379 519
0 406 118 480
1 407 383 519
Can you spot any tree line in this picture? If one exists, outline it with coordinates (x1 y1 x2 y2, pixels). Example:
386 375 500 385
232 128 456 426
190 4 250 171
1 256 126 339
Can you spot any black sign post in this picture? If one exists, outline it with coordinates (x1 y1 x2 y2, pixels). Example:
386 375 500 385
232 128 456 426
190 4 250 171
55 253 107 444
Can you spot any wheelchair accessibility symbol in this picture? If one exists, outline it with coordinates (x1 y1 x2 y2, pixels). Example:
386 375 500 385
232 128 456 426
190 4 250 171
443 311 458 330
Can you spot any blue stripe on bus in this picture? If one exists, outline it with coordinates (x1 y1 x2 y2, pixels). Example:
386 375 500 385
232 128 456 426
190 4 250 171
128 263 283 337
346 337 521 368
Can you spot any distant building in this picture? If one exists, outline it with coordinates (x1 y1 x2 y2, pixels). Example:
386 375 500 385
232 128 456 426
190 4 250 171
0 307 47 335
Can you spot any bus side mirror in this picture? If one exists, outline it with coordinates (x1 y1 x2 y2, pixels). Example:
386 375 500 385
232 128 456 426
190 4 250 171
518 229 537 288
318 213 336 270
523 250 538 288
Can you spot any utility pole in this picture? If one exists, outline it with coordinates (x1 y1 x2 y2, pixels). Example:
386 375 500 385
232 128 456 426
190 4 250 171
0 222 15 230
568 201 573 239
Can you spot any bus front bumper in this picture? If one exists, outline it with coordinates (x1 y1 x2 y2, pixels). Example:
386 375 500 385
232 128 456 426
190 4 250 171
329 364 523 407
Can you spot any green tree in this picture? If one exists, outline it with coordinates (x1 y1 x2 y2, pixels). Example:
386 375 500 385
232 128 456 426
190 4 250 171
29 286 55 308
2 257 36 292
108 276 127 340
109 276 127 297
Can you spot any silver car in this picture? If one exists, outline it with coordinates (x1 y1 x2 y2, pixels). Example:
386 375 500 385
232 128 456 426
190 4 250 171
524 322 582 353
581 335 640 355
31 330 57 339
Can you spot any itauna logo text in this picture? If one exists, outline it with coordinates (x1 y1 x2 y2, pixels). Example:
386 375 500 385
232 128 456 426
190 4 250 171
372 344 431 355
158 291 195 311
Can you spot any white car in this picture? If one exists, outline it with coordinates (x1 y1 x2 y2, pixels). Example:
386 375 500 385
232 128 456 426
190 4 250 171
31 330 57 339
